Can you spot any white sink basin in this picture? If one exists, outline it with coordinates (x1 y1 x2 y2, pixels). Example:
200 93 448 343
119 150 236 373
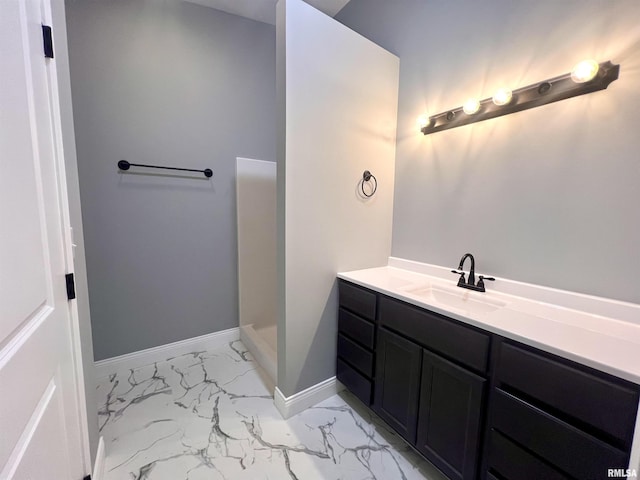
402 284 507 315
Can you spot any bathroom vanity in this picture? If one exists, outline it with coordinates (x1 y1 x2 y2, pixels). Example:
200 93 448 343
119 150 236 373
336 263 640 480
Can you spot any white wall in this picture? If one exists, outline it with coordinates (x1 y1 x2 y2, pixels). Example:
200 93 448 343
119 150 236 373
236 158 277 332
276 0 399 397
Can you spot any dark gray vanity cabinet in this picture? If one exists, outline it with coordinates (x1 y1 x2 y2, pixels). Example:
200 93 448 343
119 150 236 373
336 280 640 480
485 339 640 480
336 281 377 406
378 296 489 480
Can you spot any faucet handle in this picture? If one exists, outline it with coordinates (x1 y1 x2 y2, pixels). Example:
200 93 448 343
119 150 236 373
451 270 466 287
477 275 495 291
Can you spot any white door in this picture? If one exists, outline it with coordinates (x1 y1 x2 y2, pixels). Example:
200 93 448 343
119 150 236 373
0 0 88 479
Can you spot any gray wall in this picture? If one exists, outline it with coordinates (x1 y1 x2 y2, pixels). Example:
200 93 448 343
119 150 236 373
53 0 99 464
66 0 276 360
337 0 640 304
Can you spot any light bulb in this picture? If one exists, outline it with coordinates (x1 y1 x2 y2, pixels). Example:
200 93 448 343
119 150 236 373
463 98 480 115
571 59 599 83
417 114 431 129
492 88 513 106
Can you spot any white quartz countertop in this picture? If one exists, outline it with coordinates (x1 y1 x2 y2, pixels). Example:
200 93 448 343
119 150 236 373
338 265 640 385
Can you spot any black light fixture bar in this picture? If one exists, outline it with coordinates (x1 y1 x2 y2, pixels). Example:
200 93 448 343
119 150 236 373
421 60 619 136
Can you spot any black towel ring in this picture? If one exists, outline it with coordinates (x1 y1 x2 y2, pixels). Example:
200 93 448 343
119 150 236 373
361 170 377 198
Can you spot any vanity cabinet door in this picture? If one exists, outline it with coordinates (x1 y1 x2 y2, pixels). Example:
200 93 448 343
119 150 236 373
374 328 422 444
416 349 486 480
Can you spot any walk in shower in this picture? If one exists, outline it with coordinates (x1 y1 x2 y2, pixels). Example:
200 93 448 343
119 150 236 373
236 158 277 382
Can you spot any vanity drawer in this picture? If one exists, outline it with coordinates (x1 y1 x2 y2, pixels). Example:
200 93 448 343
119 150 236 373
491 389 628 479
338 308 375 350
487 429 569 480
339 281 377 321
379 296 490 373
337 333 373 378
337 358 372 405
496 340 639 448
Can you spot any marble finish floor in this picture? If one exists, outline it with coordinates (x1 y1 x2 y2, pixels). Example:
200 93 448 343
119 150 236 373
97 340 447 480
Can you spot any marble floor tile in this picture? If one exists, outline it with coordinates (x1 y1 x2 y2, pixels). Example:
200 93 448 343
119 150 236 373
97 340 447 480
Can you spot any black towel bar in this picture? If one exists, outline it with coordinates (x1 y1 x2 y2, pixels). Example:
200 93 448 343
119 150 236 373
117 160 213 178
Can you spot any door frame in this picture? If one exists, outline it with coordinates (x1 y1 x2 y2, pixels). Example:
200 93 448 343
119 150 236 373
43 0 93 473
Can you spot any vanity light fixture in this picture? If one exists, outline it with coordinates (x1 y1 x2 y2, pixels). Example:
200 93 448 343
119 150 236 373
417 114 432 129
571 59 600 83
463 98 481 115
492 88 513 106
420 60 619 135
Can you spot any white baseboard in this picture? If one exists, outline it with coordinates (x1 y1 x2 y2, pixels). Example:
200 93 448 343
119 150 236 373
92 436 105 480
275 376 344 419
94 328 240 379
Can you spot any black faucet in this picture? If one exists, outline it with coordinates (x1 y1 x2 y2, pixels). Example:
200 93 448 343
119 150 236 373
459 253 475 286
451 253 495 292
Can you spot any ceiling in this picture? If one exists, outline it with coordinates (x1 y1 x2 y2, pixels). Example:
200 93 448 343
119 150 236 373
183 0 352 25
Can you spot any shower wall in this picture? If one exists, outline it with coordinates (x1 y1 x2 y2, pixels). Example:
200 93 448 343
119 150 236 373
236 158 277 381
66 0 276 360
276 0 399 399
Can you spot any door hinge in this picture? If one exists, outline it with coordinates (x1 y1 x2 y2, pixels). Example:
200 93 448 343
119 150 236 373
83 475 92 480
42 24 54 58
66 273 76 300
